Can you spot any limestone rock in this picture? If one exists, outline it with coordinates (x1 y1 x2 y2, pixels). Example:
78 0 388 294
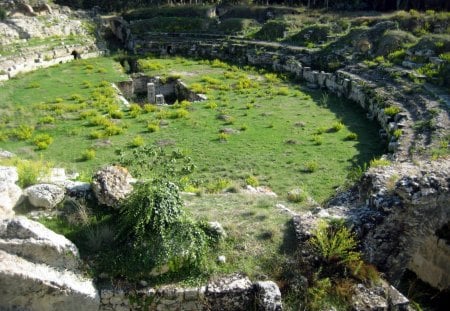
351 283 388 311
0 166 19 184
0 250 99 311
208 221 227 240
25 183 65 209
92 165 133 208
254 281 282 311
0 149 15 159
0 216 79 270
0 182 22 219
206 274 254 311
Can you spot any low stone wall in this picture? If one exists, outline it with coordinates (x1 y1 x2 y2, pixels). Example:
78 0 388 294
0 44 105 81
100 275 282 311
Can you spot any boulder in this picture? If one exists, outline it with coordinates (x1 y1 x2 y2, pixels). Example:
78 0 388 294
206 274 254 311
92 165 133 208
0 182 22 218
0 216 79 270
0 250 99 311
254 281 283 311
0 166 19 184
25 183 65 209
0 149 15 159
351 283 388 311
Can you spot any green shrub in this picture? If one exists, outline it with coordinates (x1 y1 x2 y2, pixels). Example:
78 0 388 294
14 125 34 140
245 175 259 187
81 149 96 161
16 159 51 188
79 110 98 119
131 135 144 147
88 115 110 127
392 129 402 139
206 178 232 193
304 161 319 173
89 130 104 139
114 181 209 277
309 220 362 275
345 133 358 141
329 122 344 132
26 82 40 89
313 135 323 145
218 132 229 142
104 124 123 136
38 116 55 124
147 121 160 133
384 106 401 116
370 158 391 167
287 188 308 203
33 133 53 150
143 104 157 113
205 102 218 110
109 110 124 119
253 20 288 41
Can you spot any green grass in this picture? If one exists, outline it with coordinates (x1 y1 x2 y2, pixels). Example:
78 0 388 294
0 56 383 202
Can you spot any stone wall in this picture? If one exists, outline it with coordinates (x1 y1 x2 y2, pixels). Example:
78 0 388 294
0 44 104 81
99 275 282 311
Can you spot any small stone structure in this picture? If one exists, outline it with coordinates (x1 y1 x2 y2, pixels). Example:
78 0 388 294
99 275 282 311
117 74 206 105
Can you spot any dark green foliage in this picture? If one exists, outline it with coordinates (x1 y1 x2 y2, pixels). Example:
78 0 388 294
112 180 209 278
216 18 259 35
253 20 288 41
130 17 210 34
0 7 6 21
285 24 333 46
117 145 195 183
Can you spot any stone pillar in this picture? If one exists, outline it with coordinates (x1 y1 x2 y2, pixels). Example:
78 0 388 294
155 94 165 105
147 83 156 104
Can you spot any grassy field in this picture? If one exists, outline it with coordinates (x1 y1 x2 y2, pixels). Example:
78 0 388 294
0 56 384 202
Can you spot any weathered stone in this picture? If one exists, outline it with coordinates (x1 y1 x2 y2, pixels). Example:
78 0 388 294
92 165 133 208
206 274 253 311
254 281 282 311
0 149 15 159
25 183 65 209
0 250 99 311
351 283 388 311
0 182 22 218
0 216 79 270
388 285 409 311
0 166 18 184
208 221 227 239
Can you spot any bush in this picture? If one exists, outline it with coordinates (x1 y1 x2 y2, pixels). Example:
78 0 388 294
16 159 51 188
14 125 34 140
287 188 308 203
304 161 319 173
114 181 209 277
81 149 96 161
370 158 391 167
309 220 360 266
206 178 232 193
218 132 229 142
313 134 323 145
33 133 53 150
245 175 259 187
147 122 160 133
131 135 144 147
38 116 55 124
89 130 104 139
345 133 358 141
384 106 401 116
104 124 123 136
109 110 124 119
329 122 344 132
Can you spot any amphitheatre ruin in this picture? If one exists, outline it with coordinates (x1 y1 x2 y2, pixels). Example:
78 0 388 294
0 1 449 310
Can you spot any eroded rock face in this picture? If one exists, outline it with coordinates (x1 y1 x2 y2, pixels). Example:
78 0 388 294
92 165 133 208
25 183 65 209
254 281 283 311
0 250 99 311
0 182 22 219
205 274 254 311
0 216 79 270
0 166 18 184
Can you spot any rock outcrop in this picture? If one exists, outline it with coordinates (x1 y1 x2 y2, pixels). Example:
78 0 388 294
0 250 99 311
0 216 79 270
25 183 65 209
92 165 134 208
0 217 99 311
